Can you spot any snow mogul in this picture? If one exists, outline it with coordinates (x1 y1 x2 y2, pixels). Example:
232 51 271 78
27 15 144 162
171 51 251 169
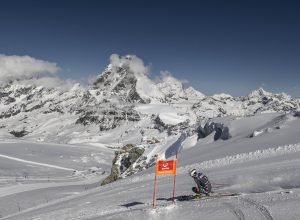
189 168 212 198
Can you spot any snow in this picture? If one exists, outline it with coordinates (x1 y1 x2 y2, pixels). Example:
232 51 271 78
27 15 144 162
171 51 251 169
182 143 300 170
134 103 177 115
134 103 190 126
181 134 198 150
185 86 206 99
135 73 165 102
0 154 74 171
158 112 188 125
212 93 233 99
0 113 300 219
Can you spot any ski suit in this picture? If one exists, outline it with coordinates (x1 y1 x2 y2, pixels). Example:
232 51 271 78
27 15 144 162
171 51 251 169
193 172 212 195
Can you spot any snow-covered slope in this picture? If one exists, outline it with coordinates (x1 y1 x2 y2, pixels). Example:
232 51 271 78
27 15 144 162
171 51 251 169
1 112 300 219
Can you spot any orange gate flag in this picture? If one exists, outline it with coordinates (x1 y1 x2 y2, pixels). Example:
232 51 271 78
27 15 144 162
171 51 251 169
155 160 177 176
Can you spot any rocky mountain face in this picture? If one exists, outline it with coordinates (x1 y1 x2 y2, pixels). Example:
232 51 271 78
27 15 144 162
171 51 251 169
101 144 145 185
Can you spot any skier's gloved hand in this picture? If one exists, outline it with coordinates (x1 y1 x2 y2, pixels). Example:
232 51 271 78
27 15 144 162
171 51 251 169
192 186 199 194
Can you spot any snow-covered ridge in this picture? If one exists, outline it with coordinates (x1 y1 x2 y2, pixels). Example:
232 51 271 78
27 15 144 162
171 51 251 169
182 143 300 172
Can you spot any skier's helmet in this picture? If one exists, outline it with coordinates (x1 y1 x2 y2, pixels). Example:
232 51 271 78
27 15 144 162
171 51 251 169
189 168 197 177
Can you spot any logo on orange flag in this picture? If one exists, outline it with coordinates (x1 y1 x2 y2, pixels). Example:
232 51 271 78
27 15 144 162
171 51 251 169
155 160 176 176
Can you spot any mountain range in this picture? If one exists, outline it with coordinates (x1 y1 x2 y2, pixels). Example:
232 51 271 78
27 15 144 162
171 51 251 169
0 55 299 146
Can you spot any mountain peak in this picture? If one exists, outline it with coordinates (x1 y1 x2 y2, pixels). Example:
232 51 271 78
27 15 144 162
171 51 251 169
185 87 206 99
109 54 149 76
92 54 165 103
247 87 272 98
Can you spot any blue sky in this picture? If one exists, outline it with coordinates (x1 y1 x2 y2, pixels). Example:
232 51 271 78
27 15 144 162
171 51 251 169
0 0 300 97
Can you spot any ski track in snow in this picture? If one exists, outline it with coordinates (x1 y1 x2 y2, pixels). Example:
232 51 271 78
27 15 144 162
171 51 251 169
239 197 274 220
181 143 300 172
218 197 273 220
222 202 245 220
0 153 74 171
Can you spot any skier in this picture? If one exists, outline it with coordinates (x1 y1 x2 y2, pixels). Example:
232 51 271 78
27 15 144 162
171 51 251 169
189 168 212 198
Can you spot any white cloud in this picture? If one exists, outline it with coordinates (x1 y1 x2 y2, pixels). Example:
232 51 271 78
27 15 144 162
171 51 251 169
0 54 60 84
158 70 189 85
0 54 76 90
109 54 149 75
12 77 77 91
260 82 266 87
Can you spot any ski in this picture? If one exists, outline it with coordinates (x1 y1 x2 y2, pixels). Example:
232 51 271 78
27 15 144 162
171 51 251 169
175 192 240 202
